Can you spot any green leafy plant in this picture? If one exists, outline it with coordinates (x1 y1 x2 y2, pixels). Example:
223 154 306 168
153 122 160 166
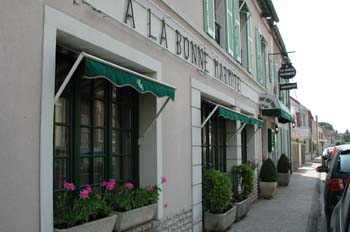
277 154 290 173
259 158 277 182
231 163 255 202
203 169 232 214
54 183 111 229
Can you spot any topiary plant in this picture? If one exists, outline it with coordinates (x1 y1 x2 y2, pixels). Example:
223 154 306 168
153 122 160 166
203 169 232 214
277 154 290 173
259 158 277 182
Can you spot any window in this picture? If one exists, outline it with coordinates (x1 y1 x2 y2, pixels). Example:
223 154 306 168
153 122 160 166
214 0 225 46
273 59 279 95
255 29 269 89
201 101 226 172
241 125 247 163
240 1 252 72
54 49 138 191
204 0 216 39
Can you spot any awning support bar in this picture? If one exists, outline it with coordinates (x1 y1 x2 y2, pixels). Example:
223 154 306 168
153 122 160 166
54 52 85 103
228 122 247 141
138 97 171 146
200 105 219 128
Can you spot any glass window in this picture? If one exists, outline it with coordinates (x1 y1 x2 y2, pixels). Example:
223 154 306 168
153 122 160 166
201 101 226 172
338 154 350 173
54 48 138 191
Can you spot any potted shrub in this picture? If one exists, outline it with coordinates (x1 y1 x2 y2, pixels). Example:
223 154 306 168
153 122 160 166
277 154 291 186
259 158 278 199
107 176 166 232
231 163 255 221
203 169 236 231
54 183 117 232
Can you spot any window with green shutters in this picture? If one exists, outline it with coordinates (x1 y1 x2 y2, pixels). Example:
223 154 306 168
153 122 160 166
262 38 269 90
255 28 262 84
204 0 216 39
246 12 253 73
225 0 234 56
233 0 241 62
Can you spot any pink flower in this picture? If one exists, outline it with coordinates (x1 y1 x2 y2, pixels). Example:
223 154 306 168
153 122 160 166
64 182 76 191
101 181 107 187
161 176 167 184
124 182 134 189
147 185 154 192
163 202 168 208
85 185 92 193
106 179 116 191
80 189 90 199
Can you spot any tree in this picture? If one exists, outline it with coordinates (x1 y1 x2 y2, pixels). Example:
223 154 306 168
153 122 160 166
343 129 350 142
319 122 334 130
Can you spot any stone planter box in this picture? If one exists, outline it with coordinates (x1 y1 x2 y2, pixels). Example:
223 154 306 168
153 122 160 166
204 205 237 231
259 181 277 199
54 214 117 232
233 197 251 222
112 203 157 231
278 173 290 186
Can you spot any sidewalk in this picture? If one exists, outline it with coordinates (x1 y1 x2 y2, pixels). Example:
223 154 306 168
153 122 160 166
227 159 321 232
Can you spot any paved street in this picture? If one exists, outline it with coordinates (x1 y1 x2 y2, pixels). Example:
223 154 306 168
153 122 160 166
228 158 326 232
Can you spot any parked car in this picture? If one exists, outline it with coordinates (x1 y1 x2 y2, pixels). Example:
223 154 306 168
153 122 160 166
317 145 350 228
322 147 334 167
329 180 350 232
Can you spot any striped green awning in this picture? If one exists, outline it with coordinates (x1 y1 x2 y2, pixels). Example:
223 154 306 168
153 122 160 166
218 107 250 123
250 117 264 127
260 94 293 123
82 57 176 100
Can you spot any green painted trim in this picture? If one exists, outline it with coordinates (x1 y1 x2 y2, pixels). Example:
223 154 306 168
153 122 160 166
261 108 293 123
249 117 264 127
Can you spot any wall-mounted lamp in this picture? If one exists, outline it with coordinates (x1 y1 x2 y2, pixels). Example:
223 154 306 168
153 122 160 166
274 124 279 134
292 120 296 128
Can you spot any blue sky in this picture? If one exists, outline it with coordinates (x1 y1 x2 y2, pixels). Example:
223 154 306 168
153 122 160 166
273 0 350 133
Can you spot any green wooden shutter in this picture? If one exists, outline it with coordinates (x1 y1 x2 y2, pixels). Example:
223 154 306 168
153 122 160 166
263 39 269 90
226 0 234 56
247 12 253 73
233 0 241 62
204 0 215 39
255 28 262 84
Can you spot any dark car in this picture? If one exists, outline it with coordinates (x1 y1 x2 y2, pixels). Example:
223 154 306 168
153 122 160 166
322 147 334 167
329 180 350 232
317 146 350 228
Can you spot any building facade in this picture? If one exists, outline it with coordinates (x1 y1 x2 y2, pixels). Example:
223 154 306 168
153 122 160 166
0 0 293 231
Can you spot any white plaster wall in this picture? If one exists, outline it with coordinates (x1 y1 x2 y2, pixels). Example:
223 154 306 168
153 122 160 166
0 1 44 231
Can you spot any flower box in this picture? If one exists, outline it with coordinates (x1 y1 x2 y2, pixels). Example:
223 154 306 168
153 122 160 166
233 197 251 222
204 205 237 231
54 214 117 232
112 203 157 232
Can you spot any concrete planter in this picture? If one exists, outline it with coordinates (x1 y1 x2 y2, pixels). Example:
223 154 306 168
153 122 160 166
259 181 277 199
204 205 237 231
233 198 251 222
112 203 157 231
278 173 290 186
54 214 117 232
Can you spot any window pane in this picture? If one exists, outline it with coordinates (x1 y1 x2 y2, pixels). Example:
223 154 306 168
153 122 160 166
122 132 132 154
112 87 118 101
55 126 70 157
93 157 104 183
54 159 67 189
122 156 132 181
112 103 120 129
122 107 132 130
94 100 105 127
112 130 120 154
80 158 90 186
80 128 91 155
111 156 120 181
94 80 105 98
80 78 91 96
93 129 104 153
80 99 91 125
55 98 70 123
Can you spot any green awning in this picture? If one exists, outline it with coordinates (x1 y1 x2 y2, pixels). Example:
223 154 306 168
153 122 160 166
250 117 264 127
260 94 293 123
82 57 176 100
218 107 250 123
